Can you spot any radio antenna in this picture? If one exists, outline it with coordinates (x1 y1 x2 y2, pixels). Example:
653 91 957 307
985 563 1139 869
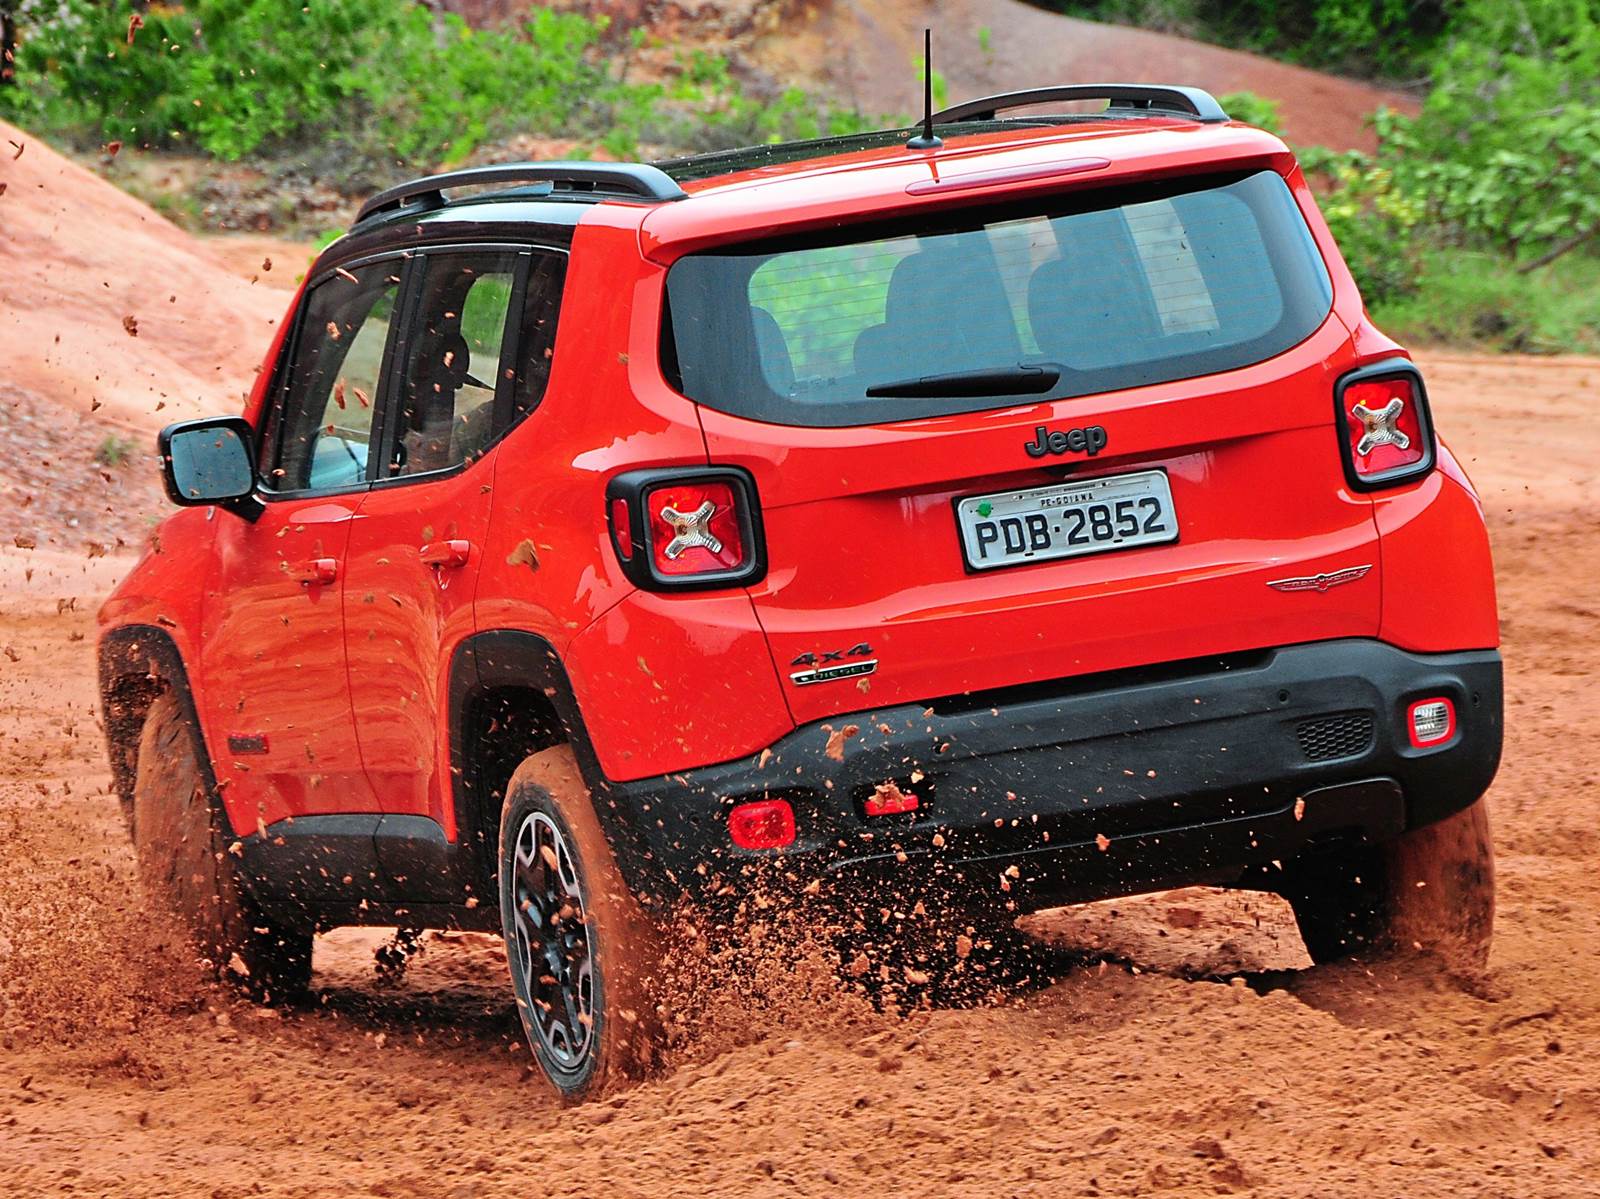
906 27 942 150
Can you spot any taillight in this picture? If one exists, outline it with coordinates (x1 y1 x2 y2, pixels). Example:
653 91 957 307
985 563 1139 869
605 467 766 591
1335 358 1436 491
645 480 744 576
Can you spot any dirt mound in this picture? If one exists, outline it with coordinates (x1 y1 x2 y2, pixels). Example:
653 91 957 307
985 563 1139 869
0 120 286 436
751 0 1415 150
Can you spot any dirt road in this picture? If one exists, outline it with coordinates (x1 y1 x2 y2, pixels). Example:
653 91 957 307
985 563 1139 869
1 354 1597 1196
753 0 1417 150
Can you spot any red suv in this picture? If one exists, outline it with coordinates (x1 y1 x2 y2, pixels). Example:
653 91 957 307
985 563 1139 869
101 85 1501 1099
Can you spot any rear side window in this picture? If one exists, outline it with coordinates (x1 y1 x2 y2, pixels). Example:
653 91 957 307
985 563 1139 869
662 170 1333 427
384 248 566 478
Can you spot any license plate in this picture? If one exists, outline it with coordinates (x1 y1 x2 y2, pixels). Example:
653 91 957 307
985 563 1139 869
956 470 1179 571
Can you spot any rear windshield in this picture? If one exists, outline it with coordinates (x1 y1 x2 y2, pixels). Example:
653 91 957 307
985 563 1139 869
661 170 1333 427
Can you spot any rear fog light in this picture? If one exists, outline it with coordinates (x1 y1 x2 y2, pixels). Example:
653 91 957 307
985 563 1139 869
1407 698 1456 748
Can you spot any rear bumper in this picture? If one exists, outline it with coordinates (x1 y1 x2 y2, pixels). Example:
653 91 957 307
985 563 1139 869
595 640 1502 914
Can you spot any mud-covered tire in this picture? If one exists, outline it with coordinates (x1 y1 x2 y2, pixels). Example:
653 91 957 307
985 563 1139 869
498 745 664 1101
1281 797 1495 971
132 692 312 1002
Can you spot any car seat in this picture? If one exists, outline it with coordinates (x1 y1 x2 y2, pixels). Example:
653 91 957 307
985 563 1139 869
853 243 1023 382
1027 212 1161 370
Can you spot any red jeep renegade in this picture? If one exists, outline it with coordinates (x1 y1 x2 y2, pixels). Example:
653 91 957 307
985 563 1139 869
101 85 1501 1099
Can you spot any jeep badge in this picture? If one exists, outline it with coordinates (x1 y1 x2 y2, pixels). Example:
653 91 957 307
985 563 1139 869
1024 424 1108 458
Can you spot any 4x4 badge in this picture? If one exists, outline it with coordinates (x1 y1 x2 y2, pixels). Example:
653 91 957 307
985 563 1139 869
790 642 876 686
1268 564 1372 593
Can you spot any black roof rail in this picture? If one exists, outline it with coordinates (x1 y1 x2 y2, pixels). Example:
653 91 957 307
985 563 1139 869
354 161 688 225
932 84 1230 126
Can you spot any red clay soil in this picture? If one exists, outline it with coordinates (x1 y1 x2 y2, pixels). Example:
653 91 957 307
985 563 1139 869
0 119 287 434
753 0 1416 149
0 353 1597 1195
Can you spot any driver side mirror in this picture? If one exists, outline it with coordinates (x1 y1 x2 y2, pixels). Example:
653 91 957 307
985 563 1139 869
158 417 263 520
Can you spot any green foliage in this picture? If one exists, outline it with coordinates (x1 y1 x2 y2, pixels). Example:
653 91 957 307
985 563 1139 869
1046 0 1451 78
1216 91 1284 135
95 434 136 468
1378 1 1600 267
657 50 882 155
1299 142 1426 304
915 55 949 111
1370 246 1600 353
0 0 191 141
0 1 878 167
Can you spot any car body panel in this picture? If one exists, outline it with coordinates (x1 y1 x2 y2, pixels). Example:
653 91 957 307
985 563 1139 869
700 311 1384 728
196 493 378 828
343 461 495 823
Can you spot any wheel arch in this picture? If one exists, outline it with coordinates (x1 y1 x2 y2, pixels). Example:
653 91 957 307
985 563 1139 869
99 624 223 837
448 630 613 891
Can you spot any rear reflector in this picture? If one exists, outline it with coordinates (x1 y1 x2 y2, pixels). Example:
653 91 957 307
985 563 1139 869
864 782 920 817
728 798 795 850
1407 697 1456 748
609 497 634 560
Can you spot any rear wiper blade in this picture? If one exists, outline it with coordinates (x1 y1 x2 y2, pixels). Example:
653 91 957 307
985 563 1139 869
865 364 1060 398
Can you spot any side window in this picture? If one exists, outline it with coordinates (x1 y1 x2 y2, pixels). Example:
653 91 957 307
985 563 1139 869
267 261 400 492
390 252 520 478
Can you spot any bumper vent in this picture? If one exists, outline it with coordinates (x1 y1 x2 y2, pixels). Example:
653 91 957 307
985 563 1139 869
1296 712 1375 762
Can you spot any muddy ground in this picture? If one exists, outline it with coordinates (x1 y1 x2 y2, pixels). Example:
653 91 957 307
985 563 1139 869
0 353 1596 1197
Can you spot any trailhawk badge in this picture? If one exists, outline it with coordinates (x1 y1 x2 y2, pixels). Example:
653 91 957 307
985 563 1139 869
1268 564 1373 593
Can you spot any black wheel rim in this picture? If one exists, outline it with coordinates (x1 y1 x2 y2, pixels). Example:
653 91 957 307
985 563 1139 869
511 811 595 1072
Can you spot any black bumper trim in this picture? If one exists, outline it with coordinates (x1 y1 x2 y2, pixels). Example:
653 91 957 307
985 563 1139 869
593 640 1502 912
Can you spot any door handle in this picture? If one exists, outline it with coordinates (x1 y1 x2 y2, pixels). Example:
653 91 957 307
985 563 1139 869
420 539 472 570
294 558 339 586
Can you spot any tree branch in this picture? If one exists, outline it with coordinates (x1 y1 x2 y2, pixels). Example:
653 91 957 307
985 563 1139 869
1517 219 1600 273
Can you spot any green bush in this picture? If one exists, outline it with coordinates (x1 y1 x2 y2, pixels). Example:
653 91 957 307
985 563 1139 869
0 0 192 142
1216 90 1284 135
1298 142 1426 305
1380 0 1600 268
1371 247 1600 353
0 1 879 166
1045 0 1450 79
